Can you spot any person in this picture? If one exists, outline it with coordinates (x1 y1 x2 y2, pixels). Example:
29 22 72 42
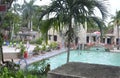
45 64 50 75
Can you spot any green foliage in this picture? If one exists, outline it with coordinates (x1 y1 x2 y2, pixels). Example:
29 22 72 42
0 67 37 78
27 59 50 77
49 42 58 50
20 45 26 55
36 38 43 45
41 44 46 51
0 59 49 78
1 61 20 72
2 10 21 39
16 42 26 57
33 45 40 52
0 33 4 47
33 45 40 55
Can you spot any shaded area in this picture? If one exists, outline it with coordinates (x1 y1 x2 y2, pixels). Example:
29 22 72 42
48 62 120 78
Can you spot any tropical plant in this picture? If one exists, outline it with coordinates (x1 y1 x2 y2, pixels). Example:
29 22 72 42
39 0 109 63
16 43 26 58
0 0 18 67
20 0 39 31
110 10 120 49
36 37 43 45
27 59 50 77
49 42 58 50
1 0 13 9
32 6 48 31
33 45 40 55
0 67 37 78
2 10 20 40
41 44 47 53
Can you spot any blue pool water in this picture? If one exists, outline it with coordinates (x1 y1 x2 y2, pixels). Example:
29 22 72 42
28 46 120 70
48 50 120 69
89 45 106 52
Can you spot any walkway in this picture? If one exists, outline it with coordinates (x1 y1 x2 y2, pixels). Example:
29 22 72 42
16 48 67 69
2 45 67 69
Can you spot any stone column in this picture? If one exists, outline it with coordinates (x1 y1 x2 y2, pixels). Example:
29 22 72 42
105 37 107 44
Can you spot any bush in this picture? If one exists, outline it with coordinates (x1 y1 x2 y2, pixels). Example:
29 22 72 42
36 38 43 45
33 45 40 55
27 59 50 77
49 42 58 50
41 44 46 52
0 67 37 78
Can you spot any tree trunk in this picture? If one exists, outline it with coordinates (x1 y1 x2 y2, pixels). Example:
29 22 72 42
67 20 72 63
67 35 71 63
28 20 30 29
30 20 33 31
0 33 4 64
10 23 14 40
0 47 4 63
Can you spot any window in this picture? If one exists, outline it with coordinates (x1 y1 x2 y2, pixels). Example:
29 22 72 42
86 36 89 43
54 35 57 41
48 35 52 40
93 36 96 42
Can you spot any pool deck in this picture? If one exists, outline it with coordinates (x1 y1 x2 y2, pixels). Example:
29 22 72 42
3 45 67 69
19 48 67 68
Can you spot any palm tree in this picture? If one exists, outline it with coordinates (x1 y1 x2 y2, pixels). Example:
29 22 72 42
21 0 38 31
40 0 108 63
111 11 120 49
33 6 48 31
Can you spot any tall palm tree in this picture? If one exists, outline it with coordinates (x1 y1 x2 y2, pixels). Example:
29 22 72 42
21 0 38 31
40 0 108 63
111 11 120 49
33 6 48 31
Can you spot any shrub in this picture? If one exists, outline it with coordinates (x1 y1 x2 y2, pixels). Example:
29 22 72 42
27 59 50 77
16 43 26 58
36 38 43 45
33 45 40 55
41 44 46 51
49 42 58 50
0 67 37 78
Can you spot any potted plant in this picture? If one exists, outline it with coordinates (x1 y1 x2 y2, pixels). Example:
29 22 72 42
33 45 40 55
16 43 26 58
41 44 46 54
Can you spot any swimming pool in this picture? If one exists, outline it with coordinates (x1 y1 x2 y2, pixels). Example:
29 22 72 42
48 50 120 69
28 49 120 70
89 45 106 52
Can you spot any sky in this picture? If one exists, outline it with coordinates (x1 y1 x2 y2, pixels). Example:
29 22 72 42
16 0 120 23
109 0 120 15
